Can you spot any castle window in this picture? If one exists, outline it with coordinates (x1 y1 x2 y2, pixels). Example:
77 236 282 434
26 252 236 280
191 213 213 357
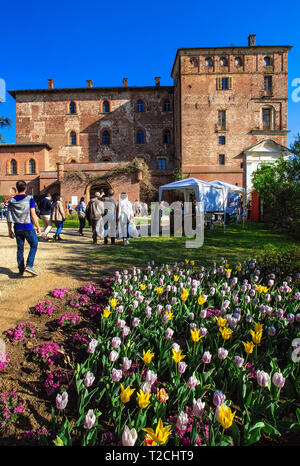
102 100 110 113
218 110 226 130
69 101 77 114
136 100 144 112
163 100 171 111
9 159 17 175
262 106 274 130
220 57 228 67
264 75 273 91
28 159 36 174
219 154 225 165
69 131 77 145
70 159 76 163
136 129 144 144
264 56 272 66
218 136 226 145
205 57 213 67
164 129 171 144
157 158 166 170
102 130 110 145
216 77 232 90
235 57 243 66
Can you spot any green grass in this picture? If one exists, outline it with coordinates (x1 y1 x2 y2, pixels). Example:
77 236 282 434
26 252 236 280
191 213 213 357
87 221 299 271
39 215 150 229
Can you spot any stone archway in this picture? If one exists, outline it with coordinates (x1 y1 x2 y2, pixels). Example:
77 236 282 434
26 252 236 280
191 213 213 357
84 180 112 202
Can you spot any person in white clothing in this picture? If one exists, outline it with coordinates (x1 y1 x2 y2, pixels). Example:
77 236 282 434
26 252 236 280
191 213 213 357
118 193 134 245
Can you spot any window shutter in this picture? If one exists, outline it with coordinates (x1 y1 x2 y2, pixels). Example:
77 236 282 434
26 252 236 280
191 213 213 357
229 77 232 89
216 77 221 90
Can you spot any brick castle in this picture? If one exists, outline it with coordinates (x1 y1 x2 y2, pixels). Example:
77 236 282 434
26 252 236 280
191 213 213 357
0 34 292 211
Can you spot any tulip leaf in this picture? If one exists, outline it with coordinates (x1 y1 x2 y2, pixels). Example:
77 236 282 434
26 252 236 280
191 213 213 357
231 421 240 446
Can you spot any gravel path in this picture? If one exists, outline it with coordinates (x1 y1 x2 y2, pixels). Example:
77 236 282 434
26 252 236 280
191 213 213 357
0 220 101 333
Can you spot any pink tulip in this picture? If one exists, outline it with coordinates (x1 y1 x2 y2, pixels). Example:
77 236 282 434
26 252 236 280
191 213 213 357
192 398 205 418
111 337 121 348
56 392 68 410
272 372 286 389
84 409 96 429
187 375 200 389
132 317 140 327
178 361 188 374
84 371 95 387
109 350 119 362
122 425 137 446
87 338 98 354
217 347 228 360
202 351 212 364
122 357 132 371
256 370 270 388
112 368 122 382
165 328 174 339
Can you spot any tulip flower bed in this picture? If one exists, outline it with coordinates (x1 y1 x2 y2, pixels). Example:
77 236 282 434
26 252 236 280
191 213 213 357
0 258 299 446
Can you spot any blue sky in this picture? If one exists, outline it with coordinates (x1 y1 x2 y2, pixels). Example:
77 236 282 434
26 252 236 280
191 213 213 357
1 0 299 146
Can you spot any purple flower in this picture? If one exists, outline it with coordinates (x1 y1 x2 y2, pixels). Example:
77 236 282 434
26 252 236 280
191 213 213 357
213 390 226 407
84 372 95 388
272 372 286 389
56 391 68 410
84 409 96 429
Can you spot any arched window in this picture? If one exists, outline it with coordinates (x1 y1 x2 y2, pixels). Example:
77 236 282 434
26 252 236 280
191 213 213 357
70 159 76 163
205 57 213 67
235 57 242 67
163 100 171 111
264 56 272 66
102 100 110 113
28 159 36 174
10 159 17 175
69 131 77 145
136 129 144 144
220 57 228 66
164 129 171 144
102 130 110 145
136 100 144 112
69 101 77 114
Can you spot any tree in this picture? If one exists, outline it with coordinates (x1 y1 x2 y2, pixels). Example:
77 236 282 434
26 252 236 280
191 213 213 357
0 115 12 142
252 135 300 235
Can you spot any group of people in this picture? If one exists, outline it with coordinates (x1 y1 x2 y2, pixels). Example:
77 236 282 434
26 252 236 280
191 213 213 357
5 180 139 277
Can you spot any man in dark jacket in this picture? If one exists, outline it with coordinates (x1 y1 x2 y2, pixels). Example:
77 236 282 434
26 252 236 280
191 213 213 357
39 193 52 240
86 192 105 244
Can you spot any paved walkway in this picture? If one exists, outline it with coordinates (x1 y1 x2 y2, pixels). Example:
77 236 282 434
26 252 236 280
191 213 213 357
0 220 99 333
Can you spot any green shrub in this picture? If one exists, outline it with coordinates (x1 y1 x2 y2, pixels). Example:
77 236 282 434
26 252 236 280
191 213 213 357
255 243 300 278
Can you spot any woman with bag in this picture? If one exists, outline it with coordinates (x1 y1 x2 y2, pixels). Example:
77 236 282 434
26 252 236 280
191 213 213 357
118 192 134 245
75 197 86 236
51 193 65 241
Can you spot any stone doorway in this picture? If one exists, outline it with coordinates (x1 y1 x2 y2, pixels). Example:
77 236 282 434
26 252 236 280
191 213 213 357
88 181 111 201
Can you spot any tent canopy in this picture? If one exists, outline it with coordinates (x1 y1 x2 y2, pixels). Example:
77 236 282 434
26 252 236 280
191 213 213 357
208 180 245 194
158 177 226 212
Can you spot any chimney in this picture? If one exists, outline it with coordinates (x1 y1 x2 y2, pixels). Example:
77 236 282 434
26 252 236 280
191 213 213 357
48 79 54 89
155 76 160 87
86 80 93 88
123 77 128 87
248 34 256 47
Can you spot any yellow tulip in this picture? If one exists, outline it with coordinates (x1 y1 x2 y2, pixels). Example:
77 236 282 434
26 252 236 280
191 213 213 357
216 316 228 327
242 341 255 354
156 286 163 295
219 326 233 340
253 321 263 333
103 308 111 318
190 260 195 266
236 265 242 272
165 311 174 321
198 295 207 306
190 328 204 343
173 275 179 282
120 384 135 404
185 259 189 265
172 348 186 363
256 285 269 294
225 263 229 268
140 284 146 291
250 329 262 345
143 349 155 364
181 288 189 302
137 390 151 409
143 418 172 446
109 298 118 308
216 403 236 429
225 268 232 274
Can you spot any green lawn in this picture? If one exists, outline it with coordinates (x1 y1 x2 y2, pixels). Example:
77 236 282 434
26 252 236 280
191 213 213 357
87 222 299 271
39 215 150 229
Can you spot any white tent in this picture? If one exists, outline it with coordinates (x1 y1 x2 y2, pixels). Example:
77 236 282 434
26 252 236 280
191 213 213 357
151 178 227 235
207 180 246 227
158 177 226 211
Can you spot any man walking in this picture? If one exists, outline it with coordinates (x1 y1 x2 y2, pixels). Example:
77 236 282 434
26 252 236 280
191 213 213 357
39 192 52 240
7 180 41 276
86 192 104 244
102 189 118 245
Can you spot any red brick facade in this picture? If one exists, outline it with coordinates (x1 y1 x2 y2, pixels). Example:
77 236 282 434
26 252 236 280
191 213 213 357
0 36 292 206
